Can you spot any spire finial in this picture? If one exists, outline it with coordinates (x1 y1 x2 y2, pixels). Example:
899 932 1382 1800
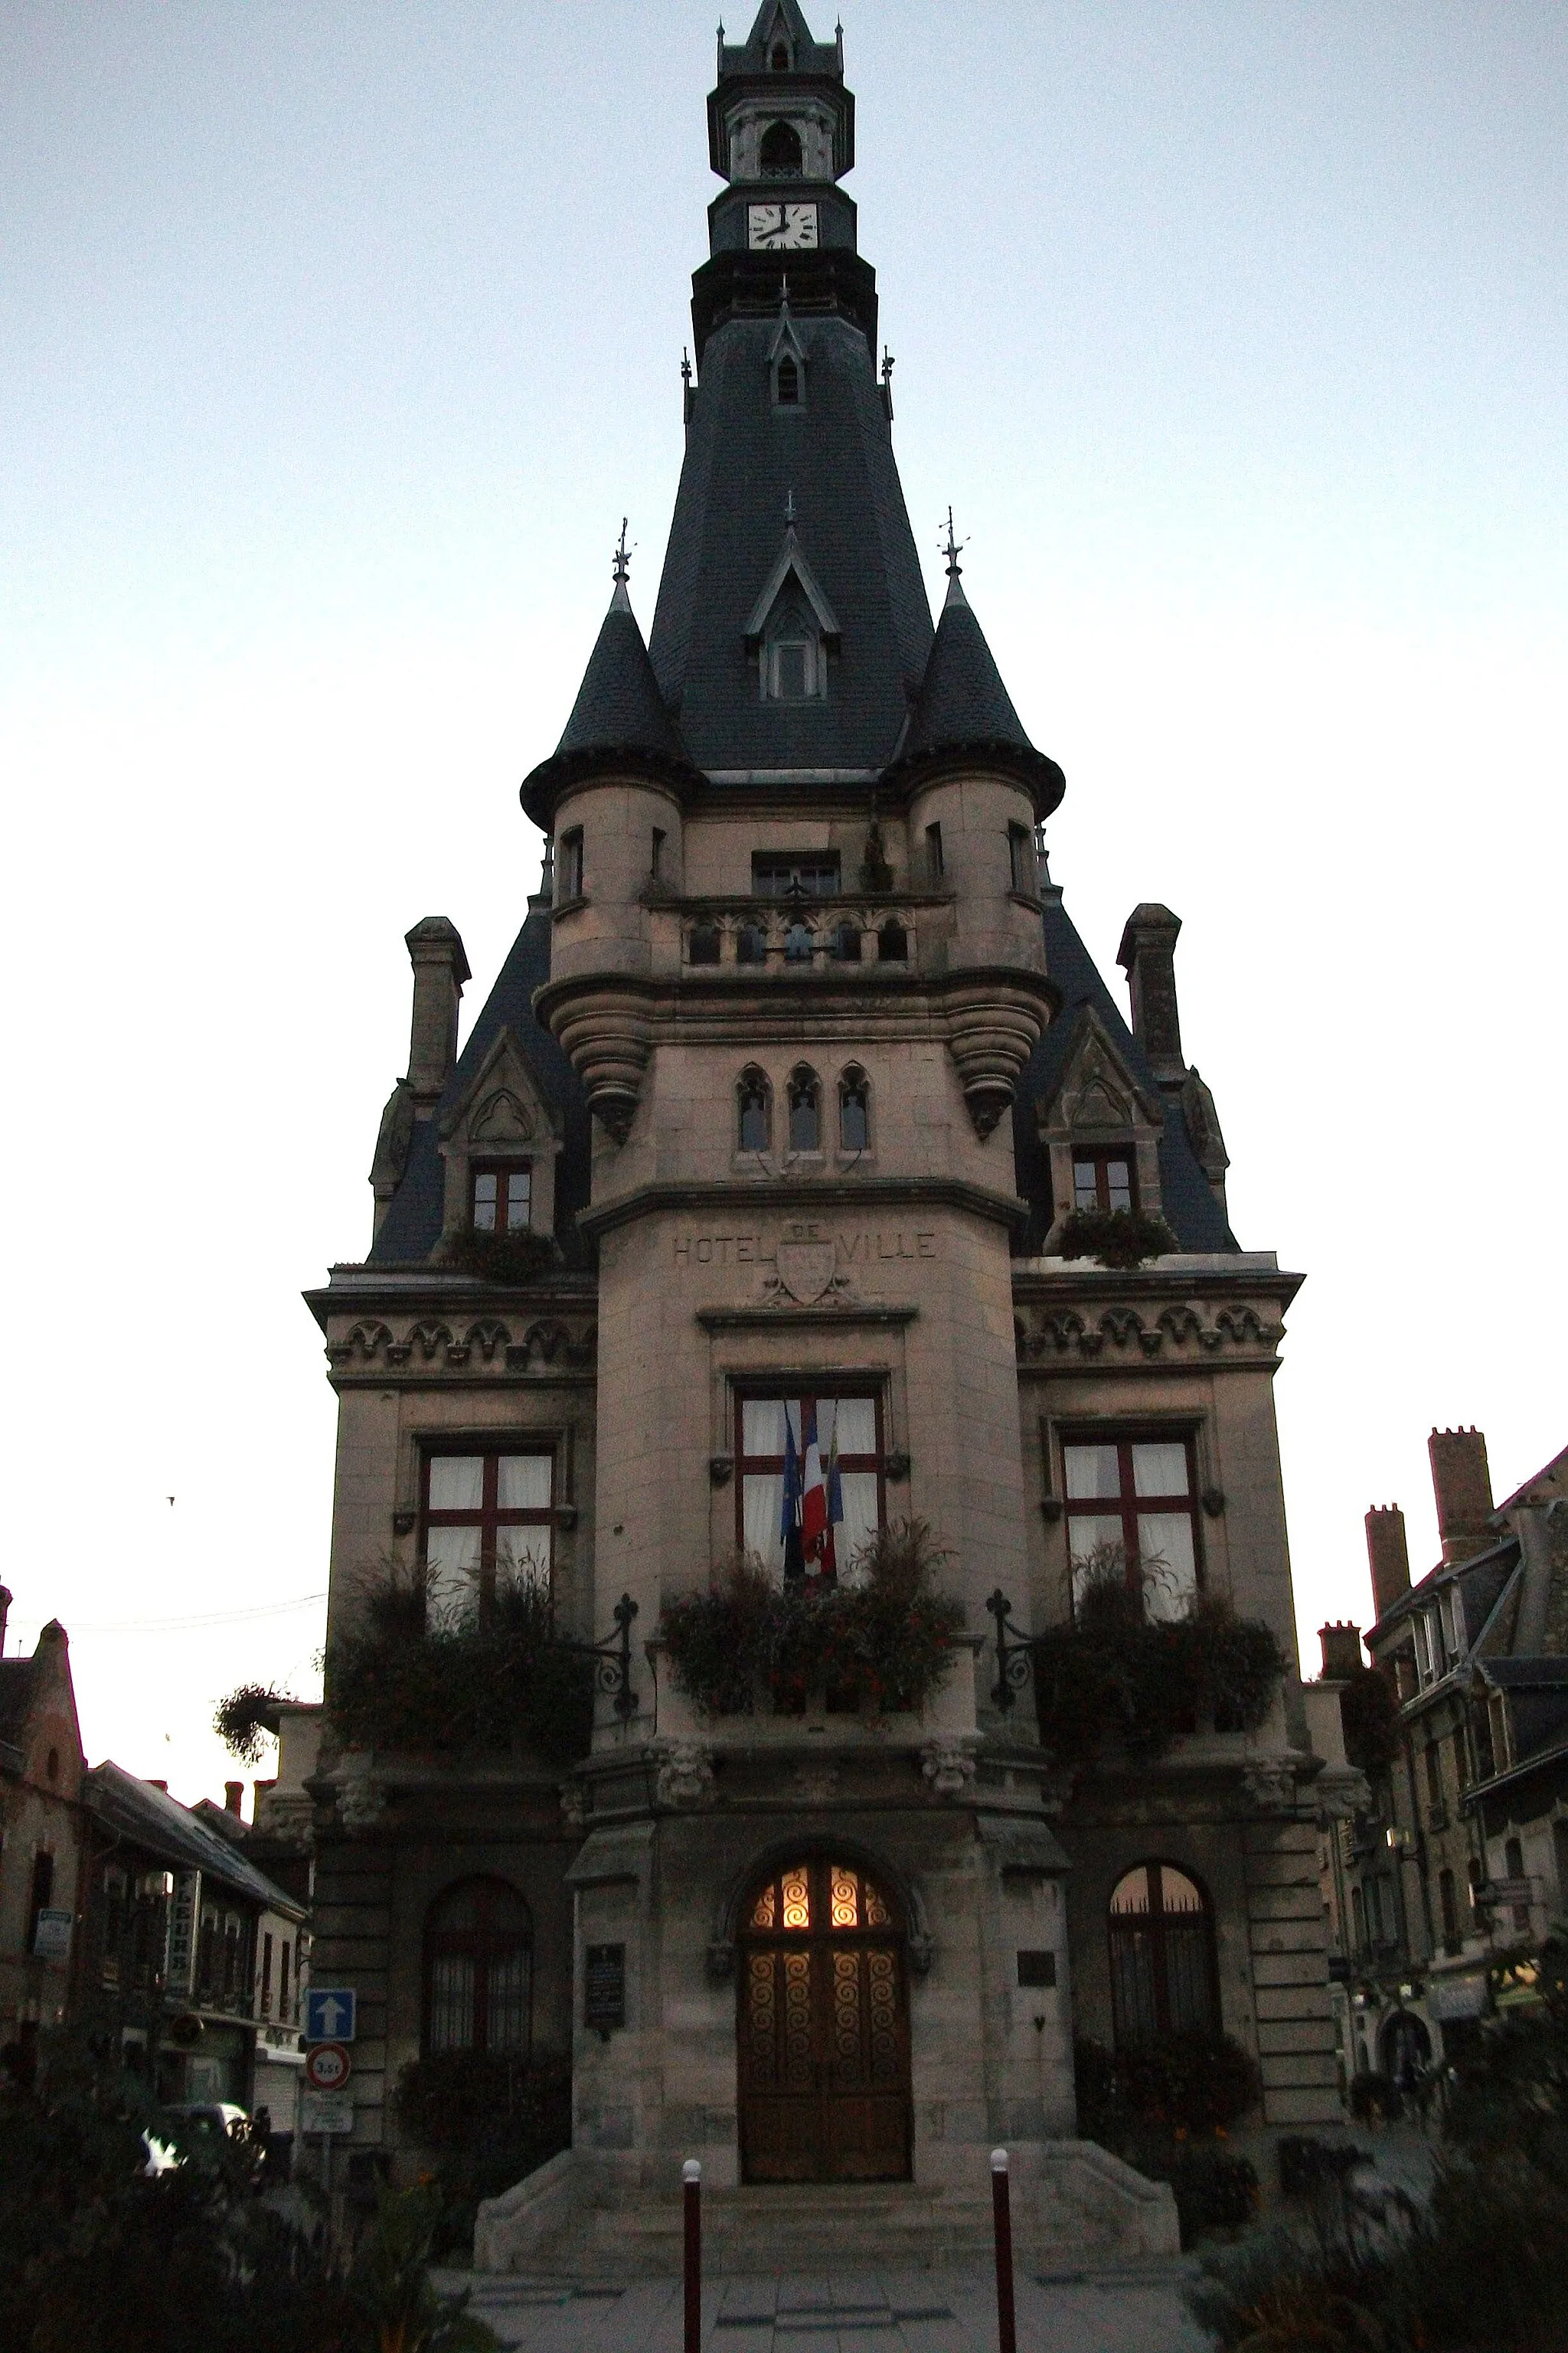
941 505 966 578
779 271 790 311
784 488 796 527
612 518 632 585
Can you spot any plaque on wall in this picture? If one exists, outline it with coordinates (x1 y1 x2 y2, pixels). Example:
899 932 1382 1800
1016 1949 1057 1988
585 1942 626 2036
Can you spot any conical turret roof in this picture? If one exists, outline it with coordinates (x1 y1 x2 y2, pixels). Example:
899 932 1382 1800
521 579 697 822
891 570 1065 814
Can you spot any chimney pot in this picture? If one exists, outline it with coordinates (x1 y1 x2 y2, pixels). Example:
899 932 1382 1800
224 1781 244 1817
1116 904 1185 1083
403 917 471 1110
1429 1427 1493 1565
1366 1505 1411 1622
1318 1621 1364 1680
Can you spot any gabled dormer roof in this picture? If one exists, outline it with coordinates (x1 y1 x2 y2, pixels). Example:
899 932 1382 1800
521 579 698 825
744 522 841 647
889 568 1065 816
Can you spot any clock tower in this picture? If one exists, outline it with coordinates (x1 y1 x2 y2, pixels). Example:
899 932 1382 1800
300 0 1341 2286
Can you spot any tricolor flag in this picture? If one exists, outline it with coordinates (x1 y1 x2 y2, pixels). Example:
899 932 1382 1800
780 1408 805 1581
800 1400 843 1583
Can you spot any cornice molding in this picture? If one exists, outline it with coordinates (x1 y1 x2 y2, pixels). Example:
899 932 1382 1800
578 1174 1026 1241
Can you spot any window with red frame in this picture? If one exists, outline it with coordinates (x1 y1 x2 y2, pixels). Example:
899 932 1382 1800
424 1877 532 2057
1072 1149 1136 1214
1061 1432 1200 1619
422 1446 554 1626
735 1392 884 1581
472 1163 531 1233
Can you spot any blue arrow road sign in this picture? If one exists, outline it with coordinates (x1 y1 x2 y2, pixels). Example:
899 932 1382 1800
305 1988 356 2044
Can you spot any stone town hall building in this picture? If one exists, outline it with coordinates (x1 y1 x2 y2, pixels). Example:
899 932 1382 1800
303 2 1341 2266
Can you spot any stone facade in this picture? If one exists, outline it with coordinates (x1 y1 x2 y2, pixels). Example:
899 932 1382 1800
299 0 1340 2267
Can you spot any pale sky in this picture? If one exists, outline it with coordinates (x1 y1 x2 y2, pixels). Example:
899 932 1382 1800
3 2 1564 1806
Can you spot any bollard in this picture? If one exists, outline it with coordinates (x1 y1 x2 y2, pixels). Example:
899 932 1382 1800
683 2158 702 2353
990 2147 1017 2353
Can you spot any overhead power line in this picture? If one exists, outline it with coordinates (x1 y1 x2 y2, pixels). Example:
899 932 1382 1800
66 1592 328 1636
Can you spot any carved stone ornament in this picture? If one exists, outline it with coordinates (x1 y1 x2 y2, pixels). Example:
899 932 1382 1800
920 1737 980 1799
1314 1763 1372 1822
774 1239 838 1304
654 1740 716 1809
792 1761 841 1805
1240 1758 1298 1815
335 1755 387 1832
559 1779 588 1832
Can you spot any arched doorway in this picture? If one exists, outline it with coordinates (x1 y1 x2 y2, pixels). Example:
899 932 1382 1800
738 1858 912 2184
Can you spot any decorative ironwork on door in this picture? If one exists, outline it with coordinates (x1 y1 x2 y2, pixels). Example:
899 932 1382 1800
738 1859 912 2183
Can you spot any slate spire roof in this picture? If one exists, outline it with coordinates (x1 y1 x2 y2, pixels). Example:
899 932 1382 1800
521 568 697 821
890 557 1064 815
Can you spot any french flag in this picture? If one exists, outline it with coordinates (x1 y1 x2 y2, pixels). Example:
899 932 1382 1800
800 1400 842 1583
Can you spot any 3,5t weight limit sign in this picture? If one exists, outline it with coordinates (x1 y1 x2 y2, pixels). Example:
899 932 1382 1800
305 2042 351 2093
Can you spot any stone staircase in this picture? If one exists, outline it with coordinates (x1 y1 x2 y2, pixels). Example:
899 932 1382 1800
473 2144 1178 2278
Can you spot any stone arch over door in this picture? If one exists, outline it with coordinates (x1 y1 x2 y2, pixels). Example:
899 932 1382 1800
737 1855 913 2185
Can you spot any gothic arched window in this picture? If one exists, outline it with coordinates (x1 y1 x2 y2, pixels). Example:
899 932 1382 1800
839 1067 871 1152
738 1067 772 1154
760 120 802 175
877 919 907 962
776 354 800 405
424 1877 532 2057
787 1066 821 1152
1107 1861 1217 2046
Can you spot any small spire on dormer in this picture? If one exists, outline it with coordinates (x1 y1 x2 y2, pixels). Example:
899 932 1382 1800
880 347 895 422
785 488 796 526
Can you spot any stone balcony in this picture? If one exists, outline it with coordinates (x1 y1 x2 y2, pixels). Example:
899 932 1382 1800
662 892 947 976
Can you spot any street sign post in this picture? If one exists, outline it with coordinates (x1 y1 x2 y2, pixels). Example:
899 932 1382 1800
305 1987 356 2043
305 2042 352 2093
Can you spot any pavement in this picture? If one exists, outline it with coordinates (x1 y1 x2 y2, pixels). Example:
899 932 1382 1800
431 2261 1213 2352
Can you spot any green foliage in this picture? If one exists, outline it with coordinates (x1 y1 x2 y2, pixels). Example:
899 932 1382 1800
1337 1667 1401 1776
1277 2136 1368 2199
1076 2032 1261 2139
394 2055 570 2258
213 1683 290 1766
325 1570 593 1765
443 1226 560 1285
658 1521 965 1717
1034 1561 1285 1768
1056 1204 1178 1269
0 2028 497 2353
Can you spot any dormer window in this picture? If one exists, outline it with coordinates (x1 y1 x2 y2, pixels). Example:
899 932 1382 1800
760 119 802 175
769 42 792 73
1073 1150 1136 1214
776 355 800 405
472 1163 531 1234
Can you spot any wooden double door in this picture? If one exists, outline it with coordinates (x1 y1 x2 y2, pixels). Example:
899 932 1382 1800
738 1858 913 2184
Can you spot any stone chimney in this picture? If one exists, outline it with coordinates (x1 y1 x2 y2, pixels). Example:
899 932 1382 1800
147 1778 168 1793
1116 904 1186 1086
1366 1505 1411 1623
404 917 471 1113
1318 1622 1364 1680
224 1781 244 1818
1429 1427 1493 1565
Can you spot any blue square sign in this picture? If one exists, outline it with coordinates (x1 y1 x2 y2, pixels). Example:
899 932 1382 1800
305 1987 356 2044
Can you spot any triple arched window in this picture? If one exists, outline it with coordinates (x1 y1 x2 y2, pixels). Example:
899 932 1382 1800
1106 1861 1217 2046
737 1065 872 1156
424 1877 533 2057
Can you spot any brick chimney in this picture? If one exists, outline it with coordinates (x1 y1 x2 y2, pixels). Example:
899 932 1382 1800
1429 1427 1493 1565
1116 904 1185 1086
1366 1505 1411 1623
224 1781 244 1818
1318 1622 1364 1680
404 917 471 1112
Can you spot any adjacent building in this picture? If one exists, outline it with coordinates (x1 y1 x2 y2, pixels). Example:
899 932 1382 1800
1325 1428 1568 2086
0 1593 86 2081
304 1 1343 2267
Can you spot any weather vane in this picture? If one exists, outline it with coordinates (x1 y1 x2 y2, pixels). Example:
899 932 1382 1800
940 505 967 577
612 518 633 584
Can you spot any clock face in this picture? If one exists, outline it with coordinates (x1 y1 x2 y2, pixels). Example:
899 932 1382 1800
747 201 819 252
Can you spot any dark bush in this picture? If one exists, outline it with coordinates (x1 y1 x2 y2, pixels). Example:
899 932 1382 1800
1056 1204 1177 1270
394 2054 571 2260
1076 2032 1261 2139
325 1570 593 1764
1277 2134 1367 2198
1035 1569 1285 1770
659 1522 965 1718
443 1226 560 1285
213 1684 290 1766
